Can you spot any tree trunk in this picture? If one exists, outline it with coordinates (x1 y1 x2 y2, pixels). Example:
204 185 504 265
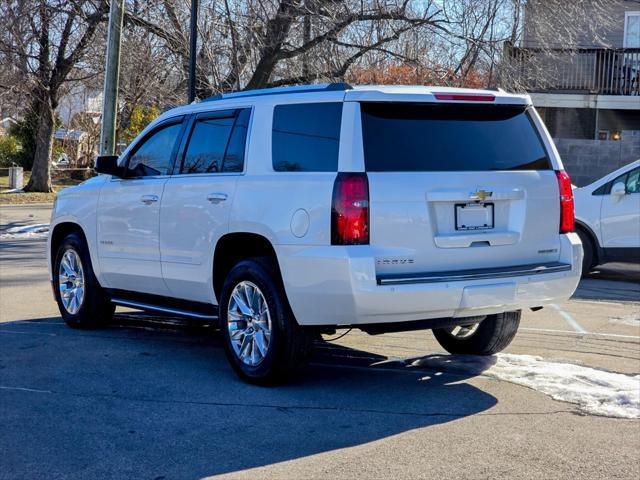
24 95 54 193
302 11 311 78
245 1 298 90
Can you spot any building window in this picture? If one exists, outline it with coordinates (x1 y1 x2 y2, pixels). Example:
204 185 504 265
625 12 640 48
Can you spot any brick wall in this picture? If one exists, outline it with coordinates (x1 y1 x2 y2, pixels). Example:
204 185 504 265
553 131 640 186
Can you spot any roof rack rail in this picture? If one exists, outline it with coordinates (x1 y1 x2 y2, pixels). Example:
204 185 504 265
202 83 352 102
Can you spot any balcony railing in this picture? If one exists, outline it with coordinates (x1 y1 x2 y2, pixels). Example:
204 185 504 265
507 47 640 95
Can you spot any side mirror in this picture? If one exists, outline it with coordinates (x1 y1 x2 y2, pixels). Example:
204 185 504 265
611 181 626 200
95 155 124 177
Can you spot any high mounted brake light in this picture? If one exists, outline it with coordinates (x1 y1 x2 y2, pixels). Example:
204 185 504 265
433 93 496 102
331 173 369 245
555 170 575 233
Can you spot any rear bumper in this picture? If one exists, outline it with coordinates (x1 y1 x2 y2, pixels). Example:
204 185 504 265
276 233 582 326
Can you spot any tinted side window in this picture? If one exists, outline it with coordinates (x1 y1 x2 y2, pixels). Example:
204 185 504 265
361 103 550 172
181 109 250 174
592 183 610 195
223 109 250 173
126 123 182 177
625 168 639 193
182 114 234 174
272 103 342 172
592 169 639 195
611 172 629 191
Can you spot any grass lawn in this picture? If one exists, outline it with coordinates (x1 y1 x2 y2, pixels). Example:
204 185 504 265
0 171 30 189
0 191 58 205
0 170 84 205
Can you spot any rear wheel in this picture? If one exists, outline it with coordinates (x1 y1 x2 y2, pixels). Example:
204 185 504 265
219 257 312 384
432 311 521 355
53 232 114 328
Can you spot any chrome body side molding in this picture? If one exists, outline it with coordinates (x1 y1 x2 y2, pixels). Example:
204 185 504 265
377 262 572 286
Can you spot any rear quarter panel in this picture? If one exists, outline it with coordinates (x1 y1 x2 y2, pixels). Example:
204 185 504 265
228 103 337 247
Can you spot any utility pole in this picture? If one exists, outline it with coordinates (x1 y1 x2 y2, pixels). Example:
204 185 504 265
100 0 124 156
188 0 199 103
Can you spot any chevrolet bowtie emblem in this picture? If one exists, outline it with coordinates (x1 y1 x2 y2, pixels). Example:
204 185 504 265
470 189 493 201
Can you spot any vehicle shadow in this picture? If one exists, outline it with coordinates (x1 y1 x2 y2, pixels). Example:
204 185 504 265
0 314 499 479
574 263 640 303
0 238 46 261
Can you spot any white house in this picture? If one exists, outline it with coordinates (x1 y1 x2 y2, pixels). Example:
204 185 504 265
57 84 103 126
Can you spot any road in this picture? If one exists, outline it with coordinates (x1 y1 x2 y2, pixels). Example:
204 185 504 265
1 204 639 480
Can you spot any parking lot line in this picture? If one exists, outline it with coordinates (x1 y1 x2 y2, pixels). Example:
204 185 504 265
550 303 587 333
0 385 52 394
0 330 57 336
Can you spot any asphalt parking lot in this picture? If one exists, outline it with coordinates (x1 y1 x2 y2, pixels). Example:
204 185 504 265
1 204 639 480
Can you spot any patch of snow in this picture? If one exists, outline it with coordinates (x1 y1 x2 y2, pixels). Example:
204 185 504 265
1 188 25 194
413 353 640 419
0 223 49 239
609 314 640 327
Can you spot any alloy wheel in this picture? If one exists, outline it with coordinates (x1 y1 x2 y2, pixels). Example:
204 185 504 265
445 323 480 339
58 249 85 315
227 281 273 366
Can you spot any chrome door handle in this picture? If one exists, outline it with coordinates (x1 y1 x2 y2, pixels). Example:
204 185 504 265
207 193 228 204
140 194 159 205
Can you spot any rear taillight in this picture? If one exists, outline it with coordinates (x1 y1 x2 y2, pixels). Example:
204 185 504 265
556 170 575 233
331 172 369 245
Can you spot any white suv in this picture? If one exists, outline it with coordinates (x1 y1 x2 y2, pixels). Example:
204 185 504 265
48 84 582 383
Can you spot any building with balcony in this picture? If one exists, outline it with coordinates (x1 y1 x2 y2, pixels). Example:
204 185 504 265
506 0 639 185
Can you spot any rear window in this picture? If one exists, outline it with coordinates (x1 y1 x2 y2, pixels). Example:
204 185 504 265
361 103 551 172
272 102 342 172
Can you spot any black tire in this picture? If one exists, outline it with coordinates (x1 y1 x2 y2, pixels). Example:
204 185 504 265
432 311 521 355
576 228 595 276
219 257 312 385
53 231 115 329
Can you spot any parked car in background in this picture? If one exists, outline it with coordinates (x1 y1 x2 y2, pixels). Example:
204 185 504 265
51 154 70 169
573 160 640 274
48 84 582 384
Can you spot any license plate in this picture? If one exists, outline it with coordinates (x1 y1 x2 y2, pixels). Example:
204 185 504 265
455 203 494 231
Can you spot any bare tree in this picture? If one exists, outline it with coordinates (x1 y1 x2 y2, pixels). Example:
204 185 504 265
122 0 460 97
0 0 620 189
0 0 108 192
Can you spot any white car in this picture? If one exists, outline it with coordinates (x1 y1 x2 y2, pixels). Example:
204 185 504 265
51 154 70 168
48 84 582 383
573 160 640 274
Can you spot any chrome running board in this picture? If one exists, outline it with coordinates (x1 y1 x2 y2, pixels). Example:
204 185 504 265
377 262 572 286
111 298 219 321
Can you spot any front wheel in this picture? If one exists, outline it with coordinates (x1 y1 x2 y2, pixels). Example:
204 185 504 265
219 257 312 384
53 231 115 328
432 311 521 355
